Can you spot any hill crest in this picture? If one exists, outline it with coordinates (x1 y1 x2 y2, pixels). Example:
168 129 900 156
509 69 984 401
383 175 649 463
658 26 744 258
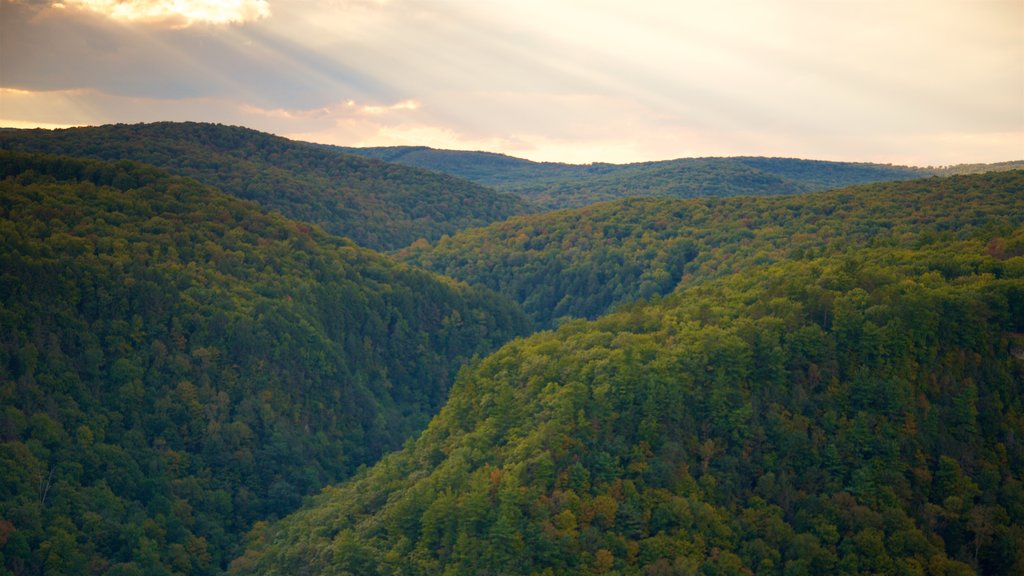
0 122 533 251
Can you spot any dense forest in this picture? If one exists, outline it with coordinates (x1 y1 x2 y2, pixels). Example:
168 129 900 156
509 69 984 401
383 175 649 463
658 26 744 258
233 233 1024 575
1 127 1021 576
0 152 529 574
0 123 532 251
402 171 1024 327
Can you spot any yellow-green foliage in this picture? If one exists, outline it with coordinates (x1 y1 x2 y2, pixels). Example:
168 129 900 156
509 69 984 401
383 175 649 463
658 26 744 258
238 238 1024 575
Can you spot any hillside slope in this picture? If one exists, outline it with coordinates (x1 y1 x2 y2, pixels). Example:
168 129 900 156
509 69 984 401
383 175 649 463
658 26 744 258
234 237 1024 575
0 123 532 251
402 171 1024 327
0 151 529 574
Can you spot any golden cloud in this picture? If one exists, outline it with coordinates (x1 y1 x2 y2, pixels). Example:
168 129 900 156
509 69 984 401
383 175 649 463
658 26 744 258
58 0 271 27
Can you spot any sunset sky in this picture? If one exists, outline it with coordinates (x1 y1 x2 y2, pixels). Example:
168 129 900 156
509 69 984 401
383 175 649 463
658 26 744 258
2 0 1021 165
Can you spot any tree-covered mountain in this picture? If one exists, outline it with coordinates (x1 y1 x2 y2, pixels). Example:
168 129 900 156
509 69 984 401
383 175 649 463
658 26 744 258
233 233 1024 575
0 123 533 251
0 151 529 574
402 172 1024 327
335 145 956 209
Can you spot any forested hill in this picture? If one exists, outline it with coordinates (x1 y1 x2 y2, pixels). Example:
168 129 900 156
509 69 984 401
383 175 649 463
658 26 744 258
402 171 1024 327
0 151 529 574
0 123 532 251
498 157 925 209
336 145 943 209
234 233 1024 575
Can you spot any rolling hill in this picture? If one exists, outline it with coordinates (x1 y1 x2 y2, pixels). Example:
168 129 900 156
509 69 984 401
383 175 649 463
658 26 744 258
0 123 533 251
0 151 529 574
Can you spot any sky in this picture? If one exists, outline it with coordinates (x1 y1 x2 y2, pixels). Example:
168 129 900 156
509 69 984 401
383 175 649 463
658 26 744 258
1 0 1022 165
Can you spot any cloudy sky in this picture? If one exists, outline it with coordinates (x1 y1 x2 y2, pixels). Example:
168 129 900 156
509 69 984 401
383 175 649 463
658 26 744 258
1 0 1021 165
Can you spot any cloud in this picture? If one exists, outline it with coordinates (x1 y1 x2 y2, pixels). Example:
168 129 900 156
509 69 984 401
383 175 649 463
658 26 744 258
239 98 420 122
57 0 270 27
0 1 390 106
1 0 1020 164
351 99 420 115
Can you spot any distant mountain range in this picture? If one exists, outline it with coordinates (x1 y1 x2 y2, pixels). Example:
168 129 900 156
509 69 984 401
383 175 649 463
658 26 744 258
6 124 1018 227
335 144 1023 209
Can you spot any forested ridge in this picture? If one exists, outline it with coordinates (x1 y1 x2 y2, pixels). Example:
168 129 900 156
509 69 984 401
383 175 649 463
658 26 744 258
335 145 978 209
0 151 529 574
335 146 935 190
0 123 532 251
495 157 932 210
932 162 1024 176
234 233 1024 575
402 171 1024 327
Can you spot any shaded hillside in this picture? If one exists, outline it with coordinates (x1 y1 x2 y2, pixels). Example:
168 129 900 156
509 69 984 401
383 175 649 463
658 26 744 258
402 171 1024 327
234 236 1024 575
0 123 532 251
0 151 529 574
338 145 938 209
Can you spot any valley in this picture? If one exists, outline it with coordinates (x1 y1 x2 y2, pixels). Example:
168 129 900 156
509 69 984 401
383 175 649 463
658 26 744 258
0 123 1021 575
